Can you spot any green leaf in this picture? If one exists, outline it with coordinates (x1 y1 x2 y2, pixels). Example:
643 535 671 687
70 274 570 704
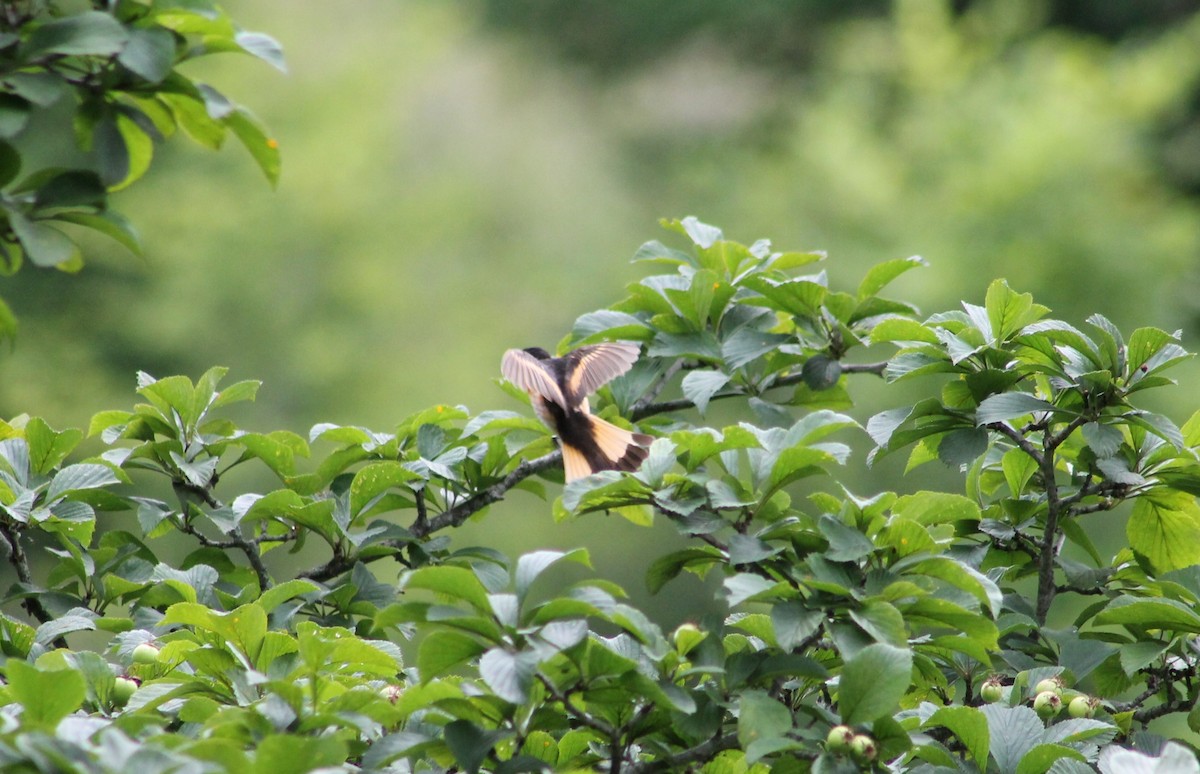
741 274 827 317
8 212 78 267
981 704 1044 774
667 215 722 249
645 546 723 594
837 643 913 724
4 660 85 728
927 706 989 768
226 107 281 187
251 735 347 774
681 369 730 415
24 11 129 57
444 720 501 774
892 491 981 525
110 112 155 191
975 393 1061 426
404 565 492 614
24 417 82 475
212 378 261 408
349 461 420 519
118 26 176 83
771 601 823 651
938 427 988 467
479 647 536 704
736 690 792 747
47 463 120 499
985 280 1046 342
52 211 142 255
418 630 486 679
1013 744 1086 774
0 94 30 138
858 255 927 300
903 557 1002 616
849 599 907 647
515 549 590 601
1127 491 1200 575
1093 596 1200 634
256 579 319 613
819 515 875 562
870 317 939 345
0 140 19 187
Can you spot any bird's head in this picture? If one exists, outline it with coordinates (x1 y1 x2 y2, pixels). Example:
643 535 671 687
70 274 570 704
523 347 553 360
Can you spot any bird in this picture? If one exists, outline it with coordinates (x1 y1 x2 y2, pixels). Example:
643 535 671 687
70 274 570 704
501 341 654 482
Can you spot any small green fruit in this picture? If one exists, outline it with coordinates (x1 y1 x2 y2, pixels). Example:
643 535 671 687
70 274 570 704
849 733 877 763
1034 676 1063 696
131 643 160 665
980 677 1004 703
1033 690 1062 719
825 724 854 753
112 676 138 705
1068 695 1096 719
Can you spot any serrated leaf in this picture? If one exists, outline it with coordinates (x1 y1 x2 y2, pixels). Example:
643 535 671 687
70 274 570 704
404 565 492 614
479 647 536 704
47 463 119 499
976 393 1061 426
858 255 927 300
1127 492 1200 575
837 643 912 724
4 660 85 728
681 369 730 416
771 601 822 651
25 417 82 475
418 630 486 679
1093 596 1200 634
927 706 989 768
515 549 590 601
982 704 1044 774
737 690 792 747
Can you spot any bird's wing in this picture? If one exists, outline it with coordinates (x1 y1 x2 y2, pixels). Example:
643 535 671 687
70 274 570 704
501 348 568 409
563 342 641 402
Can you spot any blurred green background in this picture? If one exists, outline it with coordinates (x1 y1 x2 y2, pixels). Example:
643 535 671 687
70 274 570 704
5 0 1200 622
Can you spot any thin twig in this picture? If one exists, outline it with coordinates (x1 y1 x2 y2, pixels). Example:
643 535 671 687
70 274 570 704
632 361 887 420
631 358 685 416
0 521 55 625
626 733 739 773
174 482 272 592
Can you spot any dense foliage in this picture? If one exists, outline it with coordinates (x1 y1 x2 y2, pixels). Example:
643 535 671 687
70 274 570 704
3 3 1200 773
1 217 1200 771
0 0 281 339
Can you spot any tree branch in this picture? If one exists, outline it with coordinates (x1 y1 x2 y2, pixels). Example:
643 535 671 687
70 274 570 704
0 521 55 625
626 733 739 773
632 360 887 421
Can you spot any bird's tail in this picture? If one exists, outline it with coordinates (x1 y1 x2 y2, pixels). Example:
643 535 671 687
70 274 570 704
561 415 654 482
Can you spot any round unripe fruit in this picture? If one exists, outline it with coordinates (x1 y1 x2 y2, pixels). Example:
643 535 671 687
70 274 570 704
825 725 854 753
850 734 878 763
1034 676 1063 696
980 677 1004 703
1068 695 1096 719
112 676 138 705
131 643 160 665
1033 690 1062 719
378 684 403 704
